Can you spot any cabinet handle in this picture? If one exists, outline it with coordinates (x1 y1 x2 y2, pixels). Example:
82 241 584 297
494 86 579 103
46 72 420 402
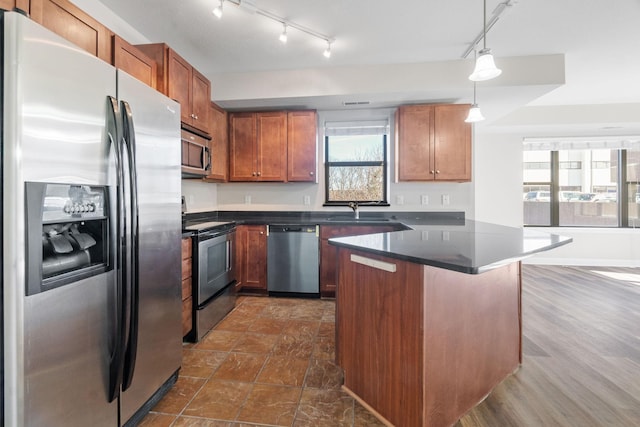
252 172 257 176
190 113 195 119
194 115 198 120
430 170 435 174
257 172 261 176
309 171 314 176
436 170 440 174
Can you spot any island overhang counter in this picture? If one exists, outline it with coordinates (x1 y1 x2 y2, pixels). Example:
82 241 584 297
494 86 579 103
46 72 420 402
329 221 571 427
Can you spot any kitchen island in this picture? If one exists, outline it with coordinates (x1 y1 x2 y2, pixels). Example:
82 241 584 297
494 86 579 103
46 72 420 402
329 221 571 427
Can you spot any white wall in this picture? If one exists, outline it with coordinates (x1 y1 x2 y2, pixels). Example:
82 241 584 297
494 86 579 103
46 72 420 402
181 179 217 213
472 131 640 267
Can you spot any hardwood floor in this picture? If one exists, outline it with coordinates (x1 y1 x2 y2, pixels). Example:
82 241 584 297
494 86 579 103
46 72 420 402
457 265 640 427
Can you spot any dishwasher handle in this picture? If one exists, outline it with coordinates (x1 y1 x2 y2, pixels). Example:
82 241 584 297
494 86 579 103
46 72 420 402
268 225 317 233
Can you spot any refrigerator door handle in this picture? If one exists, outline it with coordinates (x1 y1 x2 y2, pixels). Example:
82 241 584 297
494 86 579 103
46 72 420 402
106 96 127 403
120 100 140 392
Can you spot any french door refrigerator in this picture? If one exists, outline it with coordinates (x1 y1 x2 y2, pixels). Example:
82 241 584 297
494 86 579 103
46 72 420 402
1 11 182 426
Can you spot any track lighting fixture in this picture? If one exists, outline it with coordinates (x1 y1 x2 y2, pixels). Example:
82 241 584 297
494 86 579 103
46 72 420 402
469 0 502 81
212 0 223 19
211 0 334 58
279 24 288 43
323 40 331 58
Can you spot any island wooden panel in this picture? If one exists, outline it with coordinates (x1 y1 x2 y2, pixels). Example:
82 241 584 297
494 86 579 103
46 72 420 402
336 248 522 427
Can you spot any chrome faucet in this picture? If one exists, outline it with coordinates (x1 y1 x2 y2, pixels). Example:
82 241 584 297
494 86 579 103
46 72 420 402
348 201 359 219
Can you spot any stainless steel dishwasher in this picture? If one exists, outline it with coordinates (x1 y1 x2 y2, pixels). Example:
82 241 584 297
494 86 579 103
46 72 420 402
267 224 320 297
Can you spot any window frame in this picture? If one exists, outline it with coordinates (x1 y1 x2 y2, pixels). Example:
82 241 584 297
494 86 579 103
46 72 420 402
323 134 390 206
524 148 637 228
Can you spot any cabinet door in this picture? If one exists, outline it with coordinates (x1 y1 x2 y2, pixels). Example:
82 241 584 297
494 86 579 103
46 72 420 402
1 0 29 11
229 113 257 181
242 225 267 290
30 0 112 62
167 49 192 124
433 104 472 181
256 111 287 181
191 68 211 134
112 35 157 89
396 105 435 181
319 225 400 297
234 226 245 291
206 102 228 182
287 110 317 182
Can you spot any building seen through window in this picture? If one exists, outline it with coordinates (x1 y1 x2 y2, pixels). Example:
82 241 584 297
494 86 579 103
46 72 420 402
523 141 640 228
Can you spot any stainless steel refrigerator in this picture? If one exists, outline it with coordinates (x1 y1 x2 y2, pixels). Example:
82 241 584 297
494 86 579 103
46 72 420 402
1 11 182 426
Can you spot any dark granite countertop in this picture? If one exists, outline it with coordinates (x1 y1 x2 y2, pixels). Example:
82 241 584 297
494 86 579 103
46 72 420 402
328 220 572 274
181 211 571 274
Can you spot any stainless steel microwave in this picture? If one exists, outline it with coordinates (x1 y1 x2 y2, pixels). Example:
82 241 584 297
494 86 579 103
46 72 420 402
181 129 211 177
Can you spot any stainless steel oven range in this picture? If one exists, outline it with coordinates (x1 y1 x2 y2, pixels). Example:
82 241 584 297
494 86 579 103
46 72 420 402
184 221 237 341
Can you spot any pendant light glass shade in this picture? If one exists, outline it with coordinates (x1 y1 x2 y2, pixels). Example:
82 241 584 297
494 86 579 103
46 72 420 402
465 104 485 123
469 48 501 81
279 25 288 43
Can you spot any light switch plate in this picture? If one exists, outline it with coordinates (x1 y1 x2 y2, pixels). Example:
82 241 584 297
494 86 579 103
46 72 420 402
421 195 429 205
441 194 450 206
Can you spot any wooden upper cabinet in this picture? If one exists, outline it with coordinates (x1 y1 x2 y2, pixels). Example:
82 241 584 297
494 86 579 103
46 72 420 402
135 43 211 136
395 104 471 182
206 102 228 182
287 110 317 182
256 111 287 181
229 112 257 181
229 111 286 182
1 0 30 12
112 35 157 89
30 0 112 62
433 104 472 181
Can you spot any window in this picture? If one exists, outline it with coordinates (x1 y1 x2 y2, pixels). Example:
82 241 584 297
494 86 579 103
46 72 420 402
523 141 640 228
324 121 389 205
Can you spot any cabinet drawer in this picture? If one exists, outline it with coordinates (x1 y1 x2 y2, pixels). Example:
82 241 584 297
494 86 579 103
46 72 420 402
181 277 191 301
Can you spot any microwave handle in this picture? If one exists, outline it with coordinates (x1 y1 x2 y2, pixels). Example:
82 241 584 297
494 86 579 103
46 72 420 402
203 145 211 172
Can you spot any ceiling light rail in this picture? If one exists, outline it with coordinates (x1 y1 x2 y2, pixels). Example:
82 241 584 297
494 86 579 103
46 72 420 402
220 0 335 57
461 0 518 60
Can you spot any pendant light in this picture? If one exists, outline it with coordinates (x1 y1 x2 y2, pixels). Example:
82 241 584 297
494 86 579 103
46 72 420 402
465 81 485 123
469 0 502 81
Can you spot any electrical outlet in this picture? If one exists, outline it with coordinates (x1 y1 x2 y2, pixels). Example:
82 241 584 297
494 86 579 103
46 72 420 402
421 195 429 205
441 194 450 206
442 231 450 241
188 195 195 205
244 195 252 204
421 230 429 241
303 195 311 206
396 195 404 205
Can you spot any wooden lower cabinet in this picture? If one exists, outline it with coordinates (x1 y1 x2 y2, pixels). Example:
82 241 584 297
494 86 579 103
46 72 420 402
320 225 400 297
181 237 193 337
235 225 267 291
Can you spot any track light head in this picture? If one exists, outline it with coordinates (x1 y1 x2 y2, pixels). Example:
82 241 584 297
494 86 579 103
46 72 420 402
279 24 288 43
323 41 331 58
212 0 223 19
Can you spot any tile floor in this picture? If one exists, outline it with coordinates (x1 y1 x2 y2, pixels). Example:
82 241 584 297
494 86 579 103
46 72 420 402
139 296 386 427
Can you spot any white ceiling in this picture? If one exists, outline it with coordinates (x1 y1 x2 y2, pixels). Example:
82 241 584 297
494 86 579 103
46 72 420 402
94 0 640 136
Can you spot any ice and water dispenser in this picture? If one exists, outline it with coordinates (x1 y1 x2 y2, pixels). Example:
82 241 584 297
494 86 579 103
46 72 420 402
26 182 110 295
